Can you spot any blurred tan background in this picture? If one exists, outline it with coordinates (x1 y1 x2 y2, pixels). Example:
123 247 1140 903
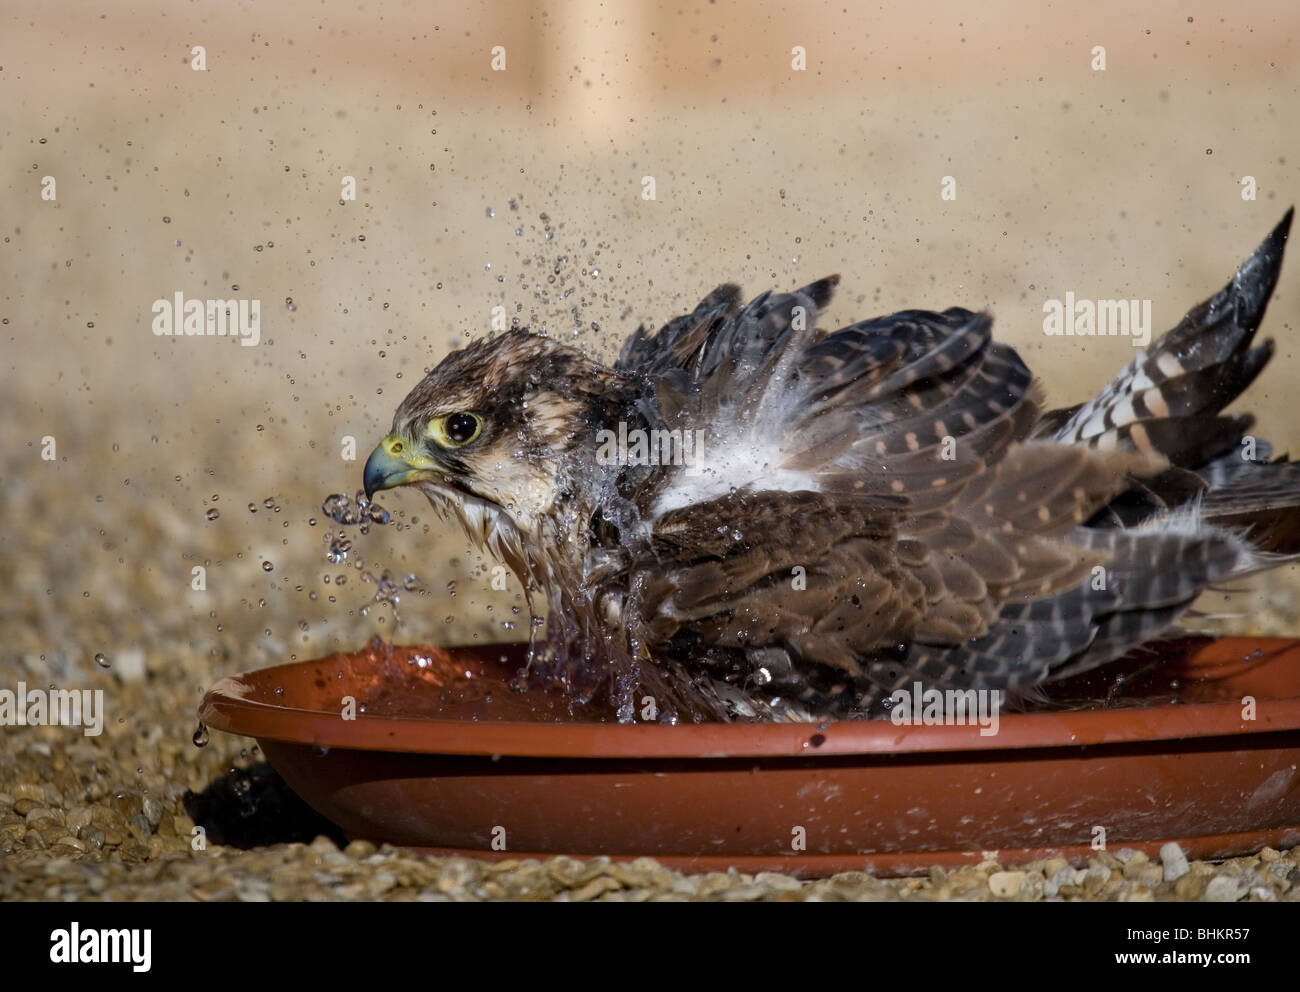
4 0 1300 683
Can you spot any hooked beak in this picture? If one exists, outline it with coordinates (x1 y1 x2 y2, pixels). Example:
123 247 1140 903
363 434 430 499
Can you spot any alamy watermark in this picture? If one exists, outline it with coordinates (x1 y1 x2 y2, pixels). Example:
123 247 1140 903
151 291 261 346
887 682 1003 736
1043 294 1151 348
595 423 706 475
50 923 150 972
0 682 104 736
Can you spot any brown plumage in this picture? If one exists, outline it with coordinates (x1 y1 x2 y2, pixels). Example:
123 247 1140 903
364 210 1298 722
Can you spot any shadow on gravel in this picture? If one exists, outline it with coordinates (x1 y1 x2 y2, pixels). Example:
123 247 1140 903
184 763 347 849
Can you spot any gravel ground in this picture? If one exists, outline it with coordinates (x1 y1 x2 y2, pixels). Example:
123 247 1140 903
5 0 1300 900
7 838 1300 902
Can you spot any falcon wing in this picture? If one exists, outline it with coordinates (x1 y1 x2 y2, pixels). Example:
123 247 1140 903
618 269 1262 708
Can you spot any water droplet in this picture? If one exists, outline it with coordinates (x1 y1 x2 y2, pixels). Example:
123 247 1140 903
327 534 352 564
205 508 219 521
94 653 110 669
192 722 209 747
262 561 274 572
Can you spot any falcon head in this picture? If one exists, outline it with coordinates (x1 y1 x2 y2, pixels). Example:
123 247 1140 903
363 329 613 533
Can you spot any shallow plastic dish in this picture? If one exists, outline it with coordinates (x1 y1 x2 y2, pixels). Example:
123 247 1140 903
199 636 1300 876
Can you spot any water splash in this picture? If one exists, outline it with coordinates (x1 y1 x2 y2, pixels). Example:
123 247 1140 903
321 490 390 535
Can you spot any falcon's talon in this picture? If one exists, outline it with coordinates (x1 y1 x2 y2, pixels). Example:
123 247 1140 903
367 210 1300 722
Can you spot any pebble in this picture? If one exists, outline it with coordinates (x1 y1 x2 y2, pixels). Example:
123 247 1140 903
66 806 94 833
110 790 141 820
112 649 147 683
567 876 623 901
142 796 164 829
1120 885 1155 902
1082 864 1112 895
437 858 483 894
1132 864 1165 889
25 806 62 827
1203 875 1247 902
1160 841 1190 882
754 871 805 893
52 835 87 854
988 870 1025 897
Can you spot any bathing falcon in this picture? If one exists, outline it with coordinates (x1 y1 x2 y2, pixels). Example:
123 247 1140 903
364 211 1299 722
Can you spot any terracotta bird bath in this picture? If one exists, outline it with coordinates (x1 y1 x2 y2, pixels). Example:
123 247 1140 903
199 636 1300 876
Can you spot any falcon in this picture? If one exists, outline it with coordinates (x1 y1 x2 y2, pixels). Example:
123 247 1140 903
363 211 1300 722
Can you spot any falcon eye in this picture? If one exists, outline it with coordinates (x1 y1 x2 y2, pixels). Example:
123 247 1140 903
427 411 483 448
446 413 480 444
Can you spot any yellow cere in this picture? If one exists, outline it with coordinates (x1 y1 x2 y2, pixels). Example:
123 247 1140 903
381 433 437 469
